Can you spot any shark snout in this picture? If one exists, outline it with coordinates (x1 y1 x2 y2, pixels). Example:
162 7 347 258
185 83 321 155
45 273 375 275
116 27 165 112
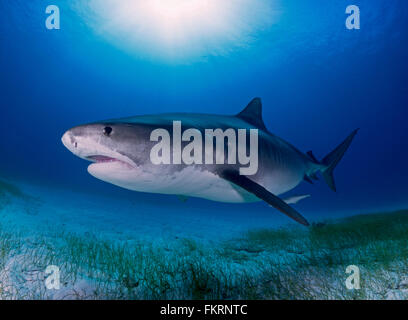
61 130 78 153
61 126 136 168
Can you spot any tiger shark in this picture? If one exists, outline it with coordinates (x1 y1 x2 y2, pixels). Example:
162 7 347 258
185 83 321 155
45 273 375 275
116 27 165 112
61 98 358 226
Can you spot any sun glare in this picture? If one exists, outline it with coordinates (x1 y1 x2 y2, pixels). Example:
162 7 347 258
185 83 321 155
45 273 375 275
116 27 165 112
74 0 280 63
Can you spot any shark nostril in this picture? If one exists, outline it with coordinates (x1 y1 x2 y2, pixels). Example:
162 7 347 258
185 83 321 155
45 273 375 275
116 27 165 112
74 142 78 148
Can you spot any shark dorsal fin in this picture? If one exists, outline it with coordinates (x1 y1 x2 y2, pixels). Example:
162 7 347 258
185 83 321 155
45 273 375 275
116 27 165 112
236 98 267 131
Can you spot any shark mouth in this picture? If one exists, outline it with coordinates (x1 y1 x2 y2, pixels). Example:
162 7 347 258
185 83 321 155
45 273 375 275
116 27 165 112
86 155 135 169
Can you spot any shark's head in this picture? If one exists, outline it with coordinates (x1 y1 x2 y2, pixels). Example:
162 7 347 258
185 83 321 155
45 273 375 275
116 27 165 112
61 122 150 186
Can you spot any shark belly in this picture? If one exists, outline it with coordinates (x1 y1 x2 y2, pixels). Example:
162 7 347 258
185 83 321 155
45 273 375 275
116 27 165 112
88 162 256 202
88 161 304 203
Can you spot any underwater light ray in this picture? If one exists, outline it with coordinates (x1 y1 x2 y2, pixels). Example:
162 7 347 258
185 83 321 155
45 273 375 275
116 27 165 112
73 0 281 63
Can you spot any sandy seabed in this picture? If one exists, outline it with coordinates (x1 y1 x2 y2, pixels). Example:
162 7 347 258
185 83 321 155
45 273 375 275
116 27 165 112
1 178 408 300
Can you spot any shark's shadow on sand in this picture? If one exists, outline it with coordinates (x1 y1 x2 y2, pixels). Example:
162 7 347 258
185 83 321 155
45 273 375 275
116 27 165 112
0 179 42 215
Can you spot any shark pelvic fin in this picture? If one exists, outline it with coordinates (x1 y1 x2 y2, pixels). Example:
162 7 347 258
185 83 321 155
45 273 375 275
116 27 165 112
219 169 310 226
282 194 311 204
236 98 267 131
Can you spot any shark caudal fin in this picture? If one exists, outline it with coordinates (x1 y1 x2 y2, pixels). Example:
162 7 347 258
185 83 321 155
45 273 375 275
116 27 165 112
320 129 359 192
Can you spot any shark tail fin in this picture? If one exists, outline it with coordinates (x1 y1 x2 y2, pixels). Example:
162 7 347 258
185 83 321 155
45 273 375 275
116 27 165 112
320 129 359 192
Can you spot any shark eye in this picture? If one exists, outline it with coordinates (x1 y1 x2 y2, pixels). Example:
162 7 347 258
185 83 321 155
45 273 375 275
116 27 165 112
103 126 113 136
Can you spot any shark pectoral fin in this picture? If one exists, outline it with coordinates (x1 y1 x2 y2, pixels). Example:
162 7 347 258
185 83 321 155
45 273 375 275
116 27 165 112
220 170 310 226
177 195 189 203
282 194 310 204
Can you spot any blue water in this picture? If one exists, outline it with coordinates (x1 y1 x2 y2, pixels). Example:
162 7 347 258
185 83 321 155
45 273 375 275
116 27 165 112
1 0 407 235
